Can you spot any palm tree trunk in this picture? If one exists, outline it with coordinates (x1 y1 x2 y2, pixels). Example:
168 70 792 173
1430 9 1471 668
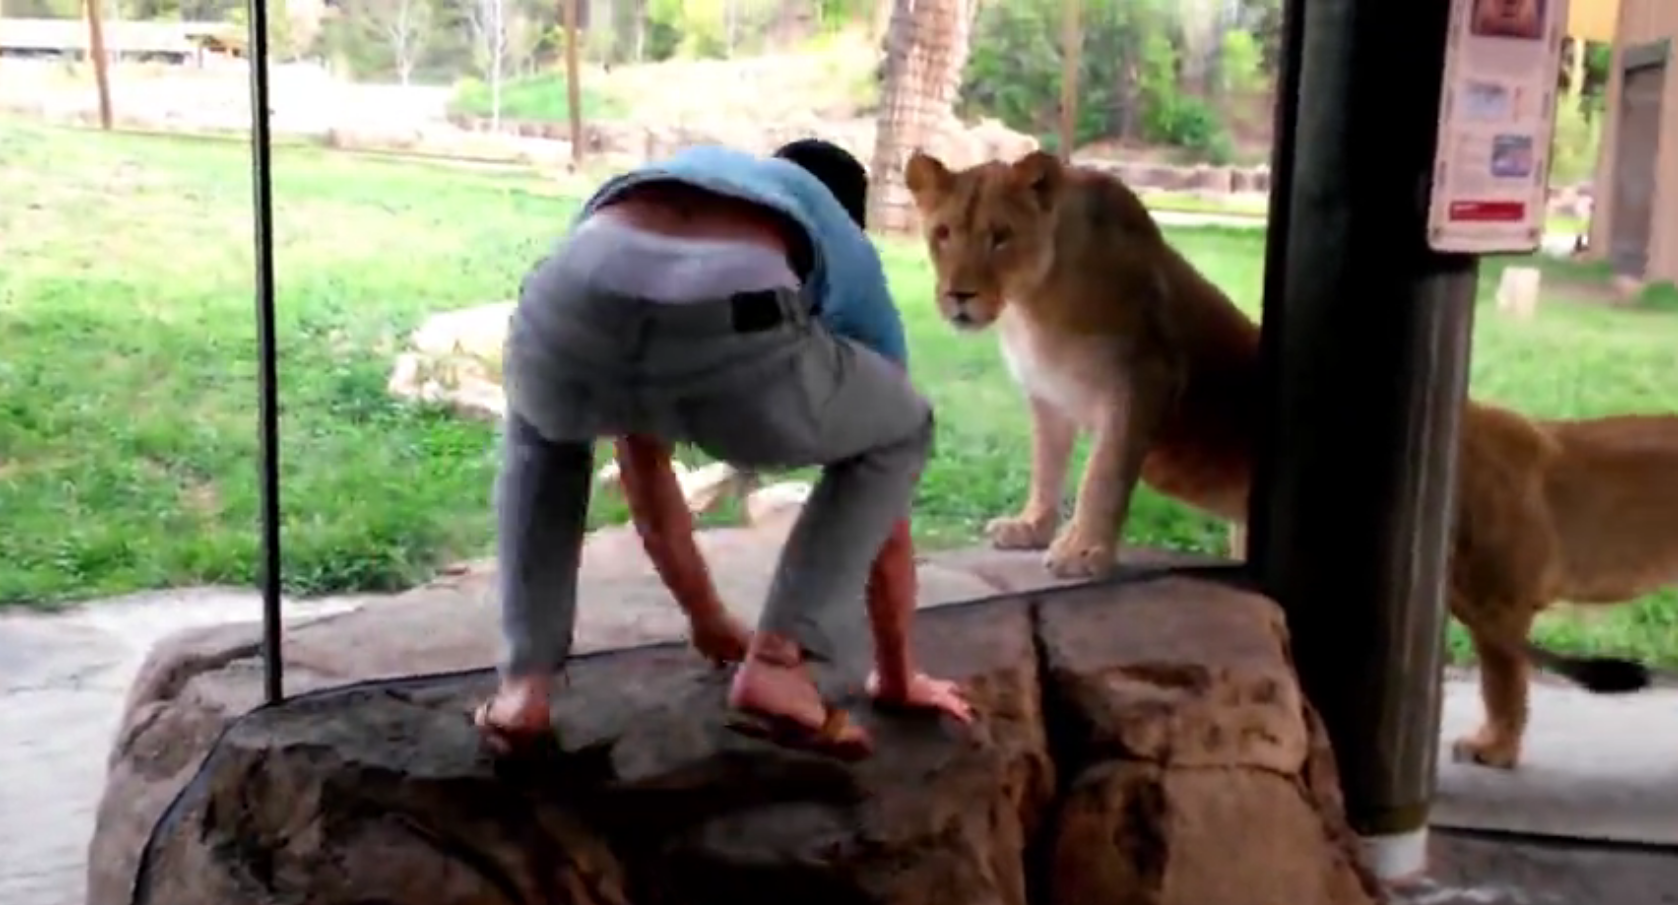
867 0 970 234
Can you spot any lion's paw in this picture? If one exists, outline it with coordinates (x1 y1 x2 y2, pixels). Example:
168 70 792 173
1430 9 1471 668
1449 730 1521 770
986 512 1059 550
1043 525 1117 579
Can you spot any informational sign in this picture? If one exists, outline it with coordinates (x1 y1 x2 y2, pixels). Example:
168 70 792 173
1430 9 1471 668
1426 0 1571 254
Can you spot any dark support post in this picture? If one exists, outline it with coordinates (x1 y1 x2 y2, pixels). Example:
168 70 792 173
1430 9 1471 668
243 0 285 705
1245 0 1306 571
1250 0 1478 880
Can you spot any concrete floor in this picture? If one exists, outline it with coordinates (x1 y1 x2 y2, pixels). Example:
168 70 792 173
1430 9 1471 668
1409 682 1678 905
1435 679 1678 846
1394 830 1678 904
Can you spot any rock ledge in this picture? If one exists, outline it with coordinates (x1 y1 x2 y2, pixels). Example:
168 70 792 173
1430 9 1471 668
123 575 1381 905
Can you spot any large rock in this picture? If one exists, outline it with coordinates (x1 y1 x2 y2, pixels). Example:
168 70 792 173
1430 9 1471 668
107 568 1381 905
86 525 996 905
386 301 513 421
1038 580 1376 905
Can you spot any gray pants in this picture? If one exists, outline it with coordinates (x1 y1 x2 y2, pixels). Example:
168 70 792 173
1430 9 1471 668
496 231 933 696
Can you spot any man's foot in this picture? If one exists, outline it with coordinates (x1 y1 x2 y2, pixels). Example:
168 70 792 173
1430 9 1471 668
689 610 752 666
725 636 873 760
867 671 976 723
472 676 558 757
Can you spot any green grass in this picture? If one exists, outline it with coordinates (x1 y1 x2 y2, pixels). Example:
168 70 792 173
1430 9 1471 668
3 119 1677 670
447 71 630 123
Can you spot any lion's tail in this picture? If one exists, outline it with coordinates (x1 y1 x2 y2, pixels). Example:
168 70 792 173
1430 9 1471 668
1524 641 1654 693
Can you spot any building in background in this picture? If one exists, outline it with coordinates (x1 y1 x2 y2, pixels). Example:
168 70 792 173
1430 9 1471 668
1590 0 1678 286
0 17 234 63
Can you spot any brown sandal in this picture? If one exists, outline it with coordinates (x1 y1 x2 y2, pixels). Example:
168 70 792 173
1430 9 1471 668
725 703 874 762
720 637 874 761
470 701 563 761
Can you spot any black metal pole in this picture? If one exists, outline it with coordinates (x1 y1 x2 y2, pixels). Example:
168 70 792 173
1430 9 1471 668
1244 0 1306 571
244 0 284 706
1252 0 1477 881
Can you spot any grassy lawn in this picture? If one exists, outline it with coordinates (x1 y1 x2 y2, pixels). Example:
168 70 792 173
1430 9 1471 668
448 72 630 123
3 119 1676 668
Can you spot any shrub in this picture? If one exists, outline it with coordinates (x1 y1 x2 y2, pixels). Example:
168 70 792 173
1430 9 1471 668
447 71 630 123
960 0 1235 161
1548 93 1602 186
1144 95 1234 164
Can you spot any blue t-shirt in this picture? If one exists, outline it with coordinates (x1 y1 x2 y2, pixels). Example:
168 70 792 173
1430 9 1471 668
575 145 910 367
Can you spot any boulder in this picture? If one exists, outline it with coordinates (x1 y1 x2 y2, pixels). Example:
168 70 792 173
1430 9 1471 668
110 570 1381 905
85 526 996 905
1038 580 1376 905
386 301 514 422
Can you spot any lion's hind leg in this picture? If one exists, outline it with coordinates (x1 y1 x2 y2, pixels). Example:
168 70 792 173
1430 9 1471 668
1450 604 1540 770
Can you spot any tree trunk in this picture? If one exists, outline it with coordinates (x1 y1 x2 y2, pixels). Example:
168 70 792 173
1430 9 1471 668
563 0 583 165
636 0 648 61
84 0 113 130
867 0 970 235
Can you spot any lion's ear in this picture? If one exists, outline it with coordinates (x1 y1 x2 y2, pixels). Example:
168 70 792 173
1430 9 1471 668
1010 151 1064 211
904 150 952 210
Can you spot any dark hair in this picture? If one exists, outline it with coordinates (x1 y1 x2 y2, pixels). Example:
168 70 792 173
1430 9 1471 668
774 138 869 229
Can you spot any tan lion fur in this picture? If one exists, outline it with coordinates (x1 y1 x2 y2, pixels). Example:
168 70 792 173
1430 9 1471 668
904 149 1678 769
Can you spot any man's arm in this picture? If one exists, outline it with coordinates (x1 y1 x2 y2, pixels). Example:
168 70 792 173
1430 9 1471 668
614 435 731 624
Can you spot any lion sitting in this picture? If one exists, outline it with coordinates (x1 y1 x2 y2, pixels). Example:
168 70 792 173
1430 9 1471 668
902 149 1260 579
904 149 1674 770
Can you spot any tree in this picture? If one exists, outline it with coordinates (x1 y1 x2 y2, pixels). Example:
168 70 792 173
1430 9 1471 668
868 0 970 233
1174 0 1225 98
468 0 511 127
228 3 302 63
500 0 543 76
348 0 435 85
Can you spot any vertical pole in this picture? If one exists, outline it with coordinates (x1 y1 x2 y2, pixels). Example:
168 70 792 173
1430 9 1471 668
1245 0 1306 570
84 0 113 130
1252 0 1475 882
1567 37 1585 99
243 0 286 705
563 0 583 167
1057 0 1082 158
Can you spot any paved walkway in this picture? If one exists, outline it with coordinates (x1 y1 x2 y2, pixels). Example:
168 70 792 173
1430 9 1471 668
2 588 1672 905
0 590 361 905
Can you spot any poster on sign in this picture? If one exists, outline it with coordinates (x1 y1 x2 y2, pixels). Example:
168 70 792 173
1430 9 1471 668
1426 0 1570 253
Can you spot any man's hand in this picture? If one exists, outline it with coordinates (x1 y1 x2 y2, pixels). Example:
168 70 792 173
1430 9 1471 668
615 436 749 665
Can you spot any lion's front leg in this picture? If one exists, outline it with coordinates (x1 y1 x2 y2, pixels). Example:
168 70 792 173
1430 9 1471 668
987 394 1077 551
1045 383 1159 579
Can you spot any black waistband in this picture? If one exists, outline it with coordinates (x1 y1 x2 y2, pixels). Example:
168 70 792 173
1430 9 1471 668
729 289 799 333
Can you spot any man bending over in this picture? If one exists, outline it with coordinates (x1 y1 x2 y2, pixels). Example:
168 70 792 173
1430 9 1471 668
473 139 972 760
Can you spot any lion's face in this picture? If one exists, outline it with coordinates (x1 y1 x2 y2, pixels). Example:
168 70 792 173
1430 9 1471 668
904 151 1065 330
